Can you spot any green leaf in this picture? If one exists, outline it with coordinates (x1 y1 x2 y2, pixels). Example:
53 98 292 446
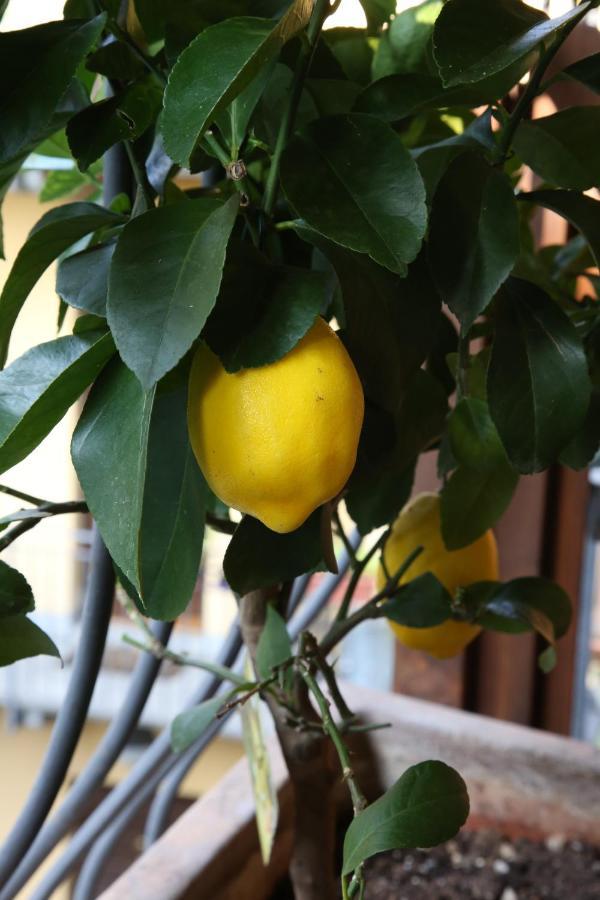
342 760 469 874
0 615 61 667
86 40 147 81
487 278 590 473
67 77 164 171
563 51 600 95
72 360 206 618
559 391 600 470
215 62 275 156
0 202 122 366
0 561 34 618
57 240 117 317
161 5 311 167
382 0 442 75
281 114 427 275
357 57 533 121
382 573 452 628
324 28 374 85
224 511 324 596
0 16 106 165
440 462 518 550
519 190 600 270
171 696 224 753
39 168 89 203
432 0 587 88
256 605 293 680
513 108 600 191
359 0 396 34
428 151 519 328
203 242 326 373
0 331 114 475
139 366 208 619
347 456 415 536
107 196 238 390
478 577 571 639
72 360 154 593
448 398 509 472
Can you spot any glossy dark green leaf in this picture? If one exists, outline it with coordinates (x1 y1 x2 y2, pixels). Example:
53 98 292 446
86 40 147 81
519 190 600 270
487 278 590 473
359 0 395 34
513 108 600 191
224 511 324 596
324 28 374 85
138 367 207 619
0 615 61 668
0 203 123 366
413 112 496 201
358 52 534 122
383 0 441 74
282 114 427 275
559 391 600 470
161 6 310 166
204 243 327 373
67 77 163 171
72 360 206 618
0 561 34 618
382 573 452 628
171 696 224 753
215 62 274 156
108 196 238 390
440 462 517 550
342 760 469 874
346 456 415 536
0 16 105 165
563 51 600 95
432 0 587 87
0 331 114 476
478 577 571 639
448 398 508 472
256 605 293 680
428 151 519 328
57 240 116 317
72 360 155 592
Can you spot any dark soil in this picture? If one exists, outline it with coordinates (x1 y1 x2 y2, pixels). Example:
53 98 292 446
273 829 600 899
363 829 600 900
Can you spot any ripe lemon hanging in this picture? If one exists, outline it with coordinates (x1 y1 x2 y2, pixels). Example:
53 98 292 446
188 317 364 533
379 493 499 659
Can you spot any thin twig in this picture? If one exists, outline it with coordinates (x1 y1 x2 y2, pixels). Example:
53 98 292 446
123 141 154 212
302 632 355 721
0 501 88 552
333 508 357 566
334 528 390 624
320 545 424 656
206 512 236 535
0 484 48 506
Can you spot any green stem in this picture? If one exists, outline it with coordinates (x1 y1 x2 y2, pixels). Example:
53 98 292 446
299 664 367 816
334 529 390 624
302 631 355 721
457 329 470 399
320 545 423 656
333 508 357 566
0 501 88 552
262 0 332 217
494 1 594 164
0 484 47 506
123 141 154 212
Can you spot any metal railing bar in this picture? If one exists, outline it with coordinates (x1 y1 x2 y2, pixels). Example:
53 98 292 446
0 532 115 888
0 619 173 900
26 622 243 900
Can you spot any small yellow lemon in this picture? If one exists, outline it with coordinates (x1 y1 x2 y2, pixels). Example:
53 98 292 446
188 317 364 533
379 492 499 659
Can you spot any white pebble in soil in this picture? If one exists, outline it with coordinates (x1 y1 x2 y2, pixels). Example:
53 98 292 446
493 859 511 875
500 888 518 900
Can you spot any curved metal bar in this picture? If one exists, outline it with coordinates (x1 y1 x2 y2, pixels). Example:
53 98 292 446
28 622 242 900
0 531 115 888
0 620 172 900
73 716 229 900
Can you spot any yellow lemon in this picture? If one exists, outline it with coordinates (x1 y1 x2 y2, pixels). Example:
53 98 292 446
379 492 499 659
188 317 364 533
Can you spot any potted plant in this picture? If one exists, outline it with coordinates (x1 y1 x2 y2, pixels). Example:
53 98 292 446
1 1 599 898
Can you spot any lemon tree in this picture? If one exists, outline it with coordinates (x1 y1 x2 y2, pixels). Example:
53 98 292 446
0 1 598 898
